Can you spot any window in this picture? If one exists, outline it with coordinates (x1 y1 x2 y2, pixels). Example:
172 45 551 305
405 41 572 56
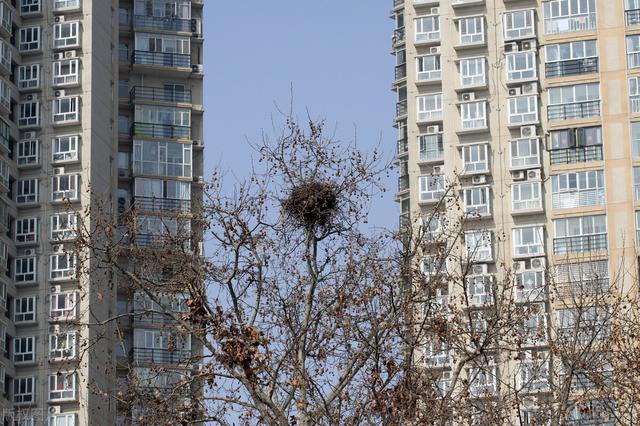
419 133 443 162
14 336 35 363
15 296 36 322
0 158 8 189
628 35 640 68
53 59 80 86
53 97 80 123
49 332 76 360
53 21 79 49
50 253 76 281
0 39 9 71
462 187 490 216
415 15 439 42
16 179 39 204
503 9 535 40
513 226 545 257
14 377 35 404
549 126 603 164
628 0 640 25
461 144 488 173
133 140 192 178
508 95 538 125
52 135 79 162
49 373 76 401
48 414 76 426
417 94 442 122
457 16 484 45
548 83 600 121
543 0 597 35
557 307 610 343
506 52 537 81
134 178 191 213
52 174 79 202
16 139 39 166
512 181 542 212
18 64 41 90
50 291 77 319
134 104 190 128
0 79 8 112
554 214 607 254
631 77 640 113
510 138 540 168
469 363 497 396
20 0 41 15
545 39 598 77
0 3 9 33
466 275 494 305
15 255 37 283
551 170 605 209
416 55 441 82
19 26 40 52
418 175 445 202
459 57 486 87
515 270 545 302
132 329 191 363
465 231 492 262
18 101 40 127
51 213 78 241
118 79 129 98
461 101 487 129
635 167 640 201
0 280 6 309
555 260 609 296
518 354 550 392
15 218 38 244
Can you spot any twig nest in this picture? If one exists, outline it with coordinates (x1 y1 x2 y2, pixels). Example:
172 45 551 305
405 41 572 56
283 181 338 229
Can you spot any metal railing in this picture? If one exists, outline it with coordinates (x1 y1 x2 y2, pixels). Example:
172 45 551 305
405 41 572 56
553 233 607 255
133 15 192 32
545 58 598 78
549 145 603 165
131 86 192 104
395 64 407 80
552 189 605 210
398 175 409 192
133 196 191 214
132 348 191 365
132 50 191 68
135 234 191 251
544 13 596 35
626 9 640 26
547 100 600 121
132 122 191 139
132 312 179 325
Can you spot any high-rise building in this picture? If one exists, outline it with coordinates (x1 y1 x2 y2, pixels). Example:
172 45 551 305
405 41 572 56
0 0 205 425
392 0 634 422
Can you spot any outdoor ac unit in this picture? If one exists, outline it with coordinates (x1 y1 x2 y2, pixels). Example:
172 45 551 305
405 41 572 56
520 40 536 51
192 64 203 74
521 82 538 94
54 52 65 60
54 90 65 98
511 170 526 181
26 94 38 101
54 167 65 175
49 325 61 334
192 140 203 147
433 165 443 174
22 249 34 256
53 244 64 252
462 92 475 101
521 125 537 138
64 50 76 59
22 131 36 140
472 264 488 275
509 87 521 97
426 125 440 134
472 175 487 185
118 169 130 178
531 257 546 269
431 7 439 14
193 175 203 183
49 406 61 414
54 16 65 23
430 46 440 55
527 169 542 180
513 260 526 271
504 42 518 53
50 285 61 293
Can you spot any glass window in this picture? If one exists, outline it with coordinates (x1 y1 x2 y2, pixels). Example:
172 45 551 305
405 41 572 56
417 94 442 121
53 59 80 86
15 296 36 322
515 270 545 302
15 254 37 283
510 138 540 168
49 373 76 401
458 16 484 44
51 174 79 202
53 21 79 48
462 187 490 216
20 0 41 15
14 377 35 405
15 217 38 244
465 231 492 262
53 0 81 10
513 226 545 256
419 133 444 162
512 181 542 211
16 139 39 166
418 175 445 201
49 332 76 360
19 26 40 52
51 213 78 241
53 97 80 123
554 215 607 238
50 253 76 281
628 35 640 68
506 52 537 81
460 57 486 87
503 9 535 40
551 170 605 209
16 179 39 204
50 291 77 320
48 414 76 426
508 95 539 125
543 0 597 35
416 55 441 81
545 40 597 62
14 336 35 363
18 64 40 90
469 363 497 396
52 135 79 162
132 140 192 178
18 101 40 127
462 143 489 173
461 101 487 129
415 15 440 42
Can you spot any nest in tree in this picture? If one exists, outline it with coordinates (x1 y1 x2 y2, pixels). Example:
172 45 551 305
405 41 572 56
282 181 339 229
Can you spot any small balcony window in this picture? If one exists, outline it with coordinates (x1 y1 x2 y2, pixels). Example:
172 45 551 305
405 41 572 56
515 270 545 302
462 186 490 216
50 253 76 281
518 354 550 393
554 260 609 297
513 226 545 257
469 363 497 397
459 57 486 87
50 291 77 320
510 138 540 168
557 307 610 343
461 101 487 130
465 231 492 262
545 39 598 78
15 296 36 322
14 336 35 363
415 15 440 43
416 54 441 82
49 372 76 401
14 377 35 405
53 59 80 86
0 40 10 72
418 175 445 202
512 181 542 212
457 16 484 45
503 9 535 40
418 133 444 162
626 0 640 26
49 332 77 360
466 275 494 305
551 170 605 209
547 83 600 121
19 26 41 52
553 214 607 255
53 0 81 11
16 179 39 204
506 51 536 81
508 95 538 125
53 97 80 124
134 178 191 214
18 64 40 90
51 174 79 202
461 143 488 173
628 35 640 69
15 217 38 245
133 140 192 178
20 0 41 15
549 126 603 164
15 254 37 283
16 139 39 166
53 21 80 49
417 94 442 122
630 77 640 114
51 213 78 241
543 0 597 35
52 135 80 162
18 101 40 128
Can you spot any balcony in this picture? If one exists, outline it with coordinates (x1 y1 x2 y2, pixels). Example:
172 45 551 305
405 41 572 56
552 189 605 210
547 100 600 122
130 86 192 104
544 13 596 35
132 348 191 365
545 58 598 79
396 100 407 117
135 234 191 251
626 9 640 26
132 122 191 140
133 15 192 33
395 63 407 80
133 197 191 214
397 138 408 156
398 175 409 192
553 234 607 255
132 311 179 325
549 145 603 165
420 148 444 163
132 50 191 69
392 28 405 46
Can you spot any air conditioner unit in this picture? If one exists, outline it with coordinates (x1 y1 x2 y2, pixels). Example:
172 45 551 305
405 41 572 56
527 169 542 180
426 125 440 134
26 94 38 101
531 257 546 269
511 170 526 181
192 140 203 147
472 264 488 275
521 125 537 138
53 167 65 175
118 169 130 178
472 175 487 185
521 82 538 94
192 64 203 74
22 131 36 140
430 46 440 55
23 249 34 256
53 244 64 252
54 90 65 98
193 175 203 183
54 52 65 60
509 87 521 97
49 406 61 414
504 42 517 53
49 325 61 334
50 285 61 293
513 260 526 271
462 92 475 101
64 50 76 59
433 165 443 174
520 40 536 51
431 7 439 14
54 16 65 22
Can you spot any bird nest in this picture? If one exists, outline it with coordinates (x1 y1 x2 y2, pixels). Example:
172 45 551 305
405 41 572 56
282 181 339 229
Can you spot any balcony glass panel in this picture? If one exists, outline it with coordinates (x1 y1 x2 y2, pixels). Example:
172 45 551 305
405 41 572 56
543 0 596 35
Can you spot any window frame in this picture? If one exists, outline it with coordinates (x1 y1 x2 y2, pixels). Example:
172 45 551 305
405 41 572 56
418 175 446 202
52 135 80 163
53 96 80 124
512 181 543 212
508 95 539 125
51 174 79 202
53 59 80 87
15 296 36 323
503 9 535 40
461 143 489 173
53 21 80 49
457 16 485 45
462 186 491 216
49 252 77 281
461 101 487 129
19 26 41 52
510 138 540 168
16 139 39 166
16 179 39 204
459 57 486 87
14 336 35 363
48 372 76 401
513 226 545 257
14 376 35 404
414 15 440 43
506 51 537 81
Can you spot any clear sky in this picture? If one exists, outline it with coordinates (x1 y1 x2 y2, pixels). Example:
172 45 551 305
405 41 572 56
203 1 397 229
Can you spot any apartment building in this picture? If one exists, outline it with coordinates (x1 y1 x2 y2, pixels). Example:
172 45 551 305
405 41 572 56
392 0 635 423
0 0 205 425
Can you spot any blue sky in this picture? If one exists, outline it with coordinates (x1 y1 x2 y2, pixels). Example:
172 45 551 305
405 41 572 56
203 1 397 228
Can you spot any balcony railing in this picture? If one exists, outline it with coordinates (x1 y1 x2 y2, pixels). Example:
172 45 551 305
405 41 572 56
397 138 408 155
552 189 605 210
544 13 596 35
133 197 191 214
556 278 609 298
547 100 600 121
396 100 407 117
132 50 191 68
545 58 598 79
135 234 191 251
131 86 192 104
398 175 409 192
133 15 192 32
626 9 640 26
549 145 603 165
132 348 191 365
132 312 179 325
395 63 407 80
553 233 607 255
132 122 191 139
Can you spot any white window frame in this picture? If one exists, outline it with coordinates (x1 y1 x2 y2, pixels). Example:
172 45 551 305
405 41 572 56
18 101 40 127
466 275 494 305
465 231 493 262
630 77 640 113
14 336 35 363
16 179 39 204
15 296 36 322
512 181 543 212
19 26 40 52
417 94 442 122
551 170 605 209
0 40 10 71
53 0 81 11
15 217 38 244
461 143 489 173
554 214 607 239
462 186 490 216
419 133 444 162
20 0 41 15
513 226 545 257
53 96 80 124
630 35 640 69
133 140 192 178
0 280 6 310
51 174 79 202
515 270 545 302
503 9 535 40
49 372 76 401
416 54 441 82
518 355 550 392
15 255 37 283
469 363 497 396
548 83 600 106
543 0 597 35
545 39 598 63
459 57 486 87
510 138 540 168
49 332 77 361
51 213 78 241
418 175 446 202
50 291 77 322
50 253 76 281
53 59 80 86
53 21 80 49
16 139 39 166
14 376 35 404
48 414 76 426
52 135 80 162
461 101 487 129
414 15 440 42
506 51 537 81
457 16 485 45
508 95 539 125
